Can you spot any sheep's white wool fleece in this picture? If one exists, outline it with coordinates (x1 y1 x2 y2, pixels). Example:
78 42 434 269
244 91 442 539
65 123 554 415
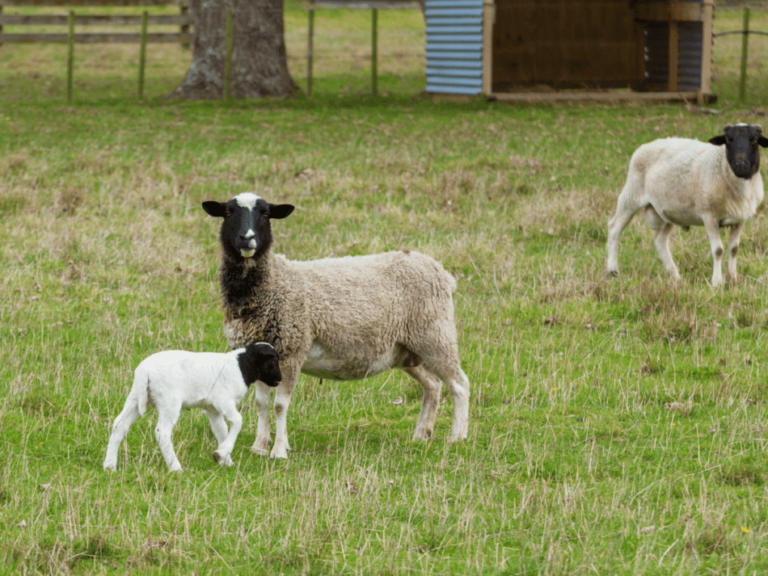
621 137 763 226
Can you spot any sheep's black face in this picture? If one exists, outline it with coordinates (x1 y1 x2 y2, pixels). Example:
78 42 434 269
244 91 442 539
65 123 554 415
709 123 768 179
238 343 282 388
202 193 294 261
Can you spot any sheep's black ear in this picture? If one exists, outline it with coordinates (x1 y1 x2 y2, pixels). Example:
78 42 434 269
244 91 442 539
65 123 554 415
758 136 768 148
709 135 727 146
202 201 227 217
268 204 295 219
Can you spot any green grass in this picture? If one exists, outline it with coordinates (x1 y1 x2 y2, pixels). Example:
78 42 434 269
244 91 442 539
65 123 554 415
4 2 768 574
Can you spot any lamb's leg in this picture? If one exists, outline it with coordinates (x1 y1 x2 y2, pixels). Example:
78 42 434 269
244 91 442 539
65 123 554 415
103 404 141 471
652 222 681 280
606 182 642 276
404 365 443 441
154 406 182 472
204 408 228 445
727 222 746 283
270 364 298 459
249 381 272 456
703 215 725 287
212 405 242 467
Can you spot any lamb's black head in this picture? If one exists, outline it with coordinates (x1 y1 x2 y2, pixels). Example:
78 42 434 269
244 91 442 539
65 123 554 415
202 193 294 261
238 342 282 388
709 123 768 179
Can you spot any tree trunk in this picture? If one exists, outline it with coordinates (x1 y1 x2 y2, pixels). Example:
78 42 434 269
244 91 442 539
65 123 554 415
170 0 227 99
170 0 298 100
230 0 299 98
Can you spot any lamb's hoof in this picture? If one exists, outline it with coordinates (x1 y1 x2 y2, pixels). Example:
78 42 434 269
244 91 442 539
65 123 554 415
413 429 433 441
170 466 183 473
103 464 116 472
213 451 233 466
607 269 619 278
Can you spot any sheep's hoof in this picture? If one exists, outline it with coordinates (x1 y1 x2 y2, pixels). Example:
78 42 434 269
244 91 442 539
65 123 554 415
607 269 619 278
103 464 116 472
212 451 221 463
250 445 270 456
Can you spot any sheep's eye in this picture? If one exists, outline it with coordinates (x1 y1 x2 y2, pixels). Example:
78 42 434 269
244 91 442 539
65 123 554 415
263 213 269 219
225 211 232 218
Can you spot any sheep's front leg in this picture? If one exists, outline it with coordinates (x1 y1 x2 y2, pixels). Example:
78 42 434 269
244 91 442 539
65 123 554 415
155 407 182 472
213 405 242 467
249 382 272 456
404 365 443 441
270 366 298 459
703 216 725 287
727 221 746 283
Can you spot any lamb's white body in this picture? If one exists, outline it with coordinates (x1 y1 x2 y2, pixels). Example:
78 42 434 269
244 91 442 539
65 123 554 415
606 137 764 286
104 349 259 472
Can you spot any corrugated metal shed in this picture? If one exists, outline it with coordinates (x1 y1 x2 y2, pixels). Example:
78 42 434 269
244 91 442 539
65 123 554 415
425 0 485 95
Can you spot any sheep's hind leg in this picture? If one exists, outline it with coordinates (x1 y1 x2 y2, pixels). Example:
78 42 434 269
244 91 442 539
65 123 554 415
651 222 681 280
404 365 443 441
213 404 242 467
204 408 228 445
249 382 272 456
606 187 641 276
103 403 141 471
155 405 182 472
415 339 470 443
727 222 745 283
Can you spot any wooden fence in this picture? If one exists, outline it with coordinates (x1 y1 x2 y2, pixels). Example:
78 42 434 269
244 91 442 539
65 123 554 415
0 0 191 100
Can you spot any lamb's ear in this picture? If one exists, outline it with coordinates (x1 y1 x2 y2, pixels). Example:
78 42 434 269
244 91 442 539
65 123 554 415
268 204 295 219
758 136 768 148
202 201 227 218
709 135 727 146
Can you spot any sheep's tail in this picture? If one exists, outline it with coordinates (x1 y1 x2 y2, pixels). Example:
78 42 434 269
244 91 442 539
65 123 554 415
127 365 151 417
445 270 458 294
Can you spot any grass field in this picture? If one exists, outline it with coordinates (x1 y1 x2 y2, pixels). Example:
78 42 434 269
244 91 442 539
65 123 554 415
5 2 768 574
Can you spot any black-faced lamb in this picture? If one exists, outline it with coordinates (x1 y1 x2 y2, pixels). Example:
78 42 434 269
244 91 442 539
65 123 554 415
103 343 281 472
606 123 768 286
202 192 471 459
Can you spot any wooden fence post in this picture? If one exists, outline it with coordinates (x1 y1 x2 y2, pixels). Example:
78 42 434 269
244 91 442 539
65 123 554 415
180 0 190 49
307 7 314 97
138 10 148 100
224 9 233 100
740 6 750 102
67 11 74 104
371 8 378 96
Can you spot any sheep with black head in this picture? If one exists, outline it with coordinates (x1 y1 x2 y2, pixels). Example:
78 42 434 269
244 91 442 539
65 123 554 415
606 123 768 286
202 193 471 459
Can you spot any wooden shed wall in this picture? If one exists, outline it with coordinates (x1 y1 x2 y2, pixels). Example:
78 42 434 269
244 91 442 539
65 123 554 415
492 0 643 92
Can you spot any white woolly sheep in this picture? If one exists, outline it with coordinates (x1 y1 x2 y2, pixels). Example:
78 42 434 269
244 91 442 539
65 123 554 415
201 192 471 460
606 123 768 286
103 343 281 472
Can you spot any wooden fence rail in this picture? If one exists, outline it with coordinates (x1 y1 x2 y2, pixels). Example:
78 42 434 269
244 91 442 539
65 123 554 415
0 0 191 101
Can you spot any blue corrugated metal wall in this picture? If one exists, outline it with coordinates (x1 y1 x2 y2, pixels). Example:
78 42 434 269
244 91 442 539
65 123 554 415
425 0 484 95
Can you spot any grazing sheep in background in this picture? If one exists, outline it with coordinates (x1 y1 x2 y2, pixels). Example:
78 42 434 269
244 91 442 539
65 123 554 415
606 123 768 286
202 192 471 460
103 343 281 472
